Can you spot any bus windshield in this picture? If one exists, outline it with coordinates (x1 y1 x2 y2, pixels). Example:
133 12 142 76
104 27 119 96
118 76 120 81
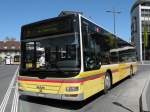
22 34 80 72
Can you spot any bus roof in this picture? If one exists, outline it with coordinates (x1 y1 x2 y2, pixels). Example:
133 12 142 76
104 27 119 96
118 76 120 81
21 13 75 28
110 46 135 52
21 11 133 48
80 14 133 47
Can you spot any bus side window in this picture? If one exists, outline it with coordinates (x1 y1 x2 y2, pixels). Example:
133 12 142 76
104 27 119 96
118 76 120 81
110 52 118 63
97 35 111 65
82 22 100 71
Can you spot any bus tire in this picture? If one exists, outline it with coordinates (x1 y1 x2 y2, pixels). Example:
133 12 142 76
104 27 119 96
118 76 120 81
104 72 111 94
129 66 133 78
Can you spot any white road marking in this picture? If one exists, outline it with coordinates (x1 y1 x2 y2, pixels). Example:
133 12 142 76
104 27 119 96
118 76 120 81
0 66 19 112
11 84 19 112
138 64 150 65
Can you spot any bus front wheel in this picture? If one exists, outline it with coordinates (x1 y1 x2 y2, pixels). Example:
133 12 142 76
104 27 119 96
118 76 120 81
104 72 111 93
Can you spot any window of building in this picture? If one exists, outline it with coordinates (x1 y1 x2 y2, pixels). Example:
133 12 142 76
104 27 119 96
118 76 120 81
4 46 7 49
11 46 15 49
141 9 150 17
141 3 150 7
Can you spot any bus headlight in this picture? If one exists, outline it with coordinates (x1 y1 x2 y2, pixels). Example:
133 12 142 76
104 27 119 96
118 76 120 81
66 87 79 92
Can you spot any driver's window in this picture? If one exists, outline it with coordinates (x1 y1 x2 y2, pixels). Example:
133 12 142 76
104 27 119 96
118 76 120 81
36 42 46 68
25 42 35 69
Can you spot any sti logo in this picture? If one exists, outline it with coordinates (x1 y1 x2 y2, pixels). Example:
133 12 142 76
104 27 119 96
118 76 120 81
96 27 100 32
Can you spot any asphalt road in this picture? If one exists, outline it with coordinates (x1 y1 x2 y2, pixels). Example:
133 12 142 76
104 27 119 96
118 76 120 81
0 65 18 112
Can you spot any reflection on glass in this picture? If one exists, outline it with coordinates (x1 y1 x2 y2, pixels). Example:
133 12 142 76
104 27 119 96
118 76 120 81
24 34 80 70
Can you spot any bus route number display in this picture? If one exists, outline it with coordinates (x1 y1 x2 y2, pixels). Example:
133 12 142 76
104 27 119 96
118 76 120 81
22 17 73 38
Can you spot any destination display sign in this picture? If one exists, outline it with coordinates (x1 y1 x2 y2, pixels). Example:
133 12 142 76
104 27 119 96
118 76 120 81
22 16 73 38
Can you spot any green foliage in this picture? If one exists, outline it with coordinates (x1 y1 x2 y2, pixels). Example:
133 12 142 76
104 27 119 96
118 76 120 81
144 26 148 48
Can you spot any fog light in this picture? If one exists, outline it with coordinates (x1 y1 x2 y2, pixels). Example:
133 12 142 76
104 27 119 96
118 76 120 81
66 87 79 92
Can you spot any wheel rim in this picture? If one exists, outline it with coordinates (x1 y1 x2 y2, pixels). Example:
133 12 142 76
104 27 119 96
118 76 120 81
105 75 111 90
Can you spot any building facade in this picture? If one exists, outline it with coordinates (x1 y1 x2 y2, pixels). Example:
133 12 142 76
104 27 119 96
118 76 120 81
0 40 20 64
131 0 150 62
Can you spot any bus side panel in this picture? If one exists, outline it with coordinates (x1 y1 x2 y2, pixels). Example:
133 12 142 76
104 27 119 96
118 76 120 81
119 63 128 80
101 64 120 85
79 70 105 100
125 63 134 77
120 62 138 79
133 62 138 74
83 77 105 99
80 65 120 100
116 63 129 82
112 69 120 84
117 62 138 82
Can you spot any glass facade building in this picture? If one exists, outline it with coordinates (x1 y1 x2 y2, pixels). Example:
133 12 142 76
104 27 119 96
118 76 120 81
131 0 150 62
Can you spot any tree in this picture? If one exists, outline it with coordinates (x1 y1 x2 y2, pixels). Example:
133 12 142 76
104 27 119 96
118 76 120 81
5 37 10 41
5 37 16 41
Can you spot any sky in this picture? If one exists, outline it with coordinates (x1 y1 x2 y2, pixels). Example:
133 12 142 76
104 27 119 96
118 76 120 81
0 0 135 41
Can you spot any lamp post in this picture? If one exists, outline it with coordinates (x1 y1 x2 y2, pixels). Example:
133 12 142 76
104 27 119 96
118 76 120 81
106 8 121 38
106 8 121 62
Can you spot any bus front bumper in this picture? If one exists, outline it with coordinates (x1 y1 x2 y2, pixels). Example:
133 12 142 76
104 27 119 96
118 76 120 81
19 90 84 101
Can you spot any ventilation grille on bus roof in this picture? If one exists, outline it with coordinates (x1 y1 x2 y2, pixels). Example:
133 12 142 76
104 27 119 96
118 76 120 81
58 11 83 17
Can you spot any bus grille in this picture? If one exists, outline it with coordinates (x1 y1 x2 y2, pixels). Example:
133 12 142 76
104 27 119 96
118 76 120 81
20 82 61 94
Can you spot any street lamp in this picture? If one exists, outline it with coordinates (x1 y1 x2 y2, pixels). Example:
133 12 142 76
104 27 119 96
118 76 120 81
106 8 121 62
106 8 121 37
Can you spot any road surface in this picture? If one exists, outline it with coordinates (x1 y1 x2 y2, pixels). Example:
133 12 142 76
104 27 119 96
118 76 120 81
0 65 18 112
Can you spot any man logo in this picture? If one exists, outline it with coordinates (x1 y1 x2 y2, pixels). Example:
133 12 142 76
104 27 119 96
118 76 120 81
37 85 45 92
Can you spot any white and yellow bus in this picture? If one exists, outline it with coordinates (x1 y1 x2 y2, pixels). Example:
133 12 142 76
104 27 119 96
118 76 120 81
18 11 137 101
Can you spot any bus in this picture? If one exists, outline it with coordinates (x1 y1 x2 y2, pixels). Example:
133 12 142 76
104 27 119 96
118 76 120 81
18 11 137 101
13 55 20 65
5 55 12 65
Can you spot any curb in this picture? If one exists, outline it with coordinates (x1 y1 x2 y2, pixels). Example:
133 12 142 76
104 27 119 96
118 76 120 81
139 77 150 112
